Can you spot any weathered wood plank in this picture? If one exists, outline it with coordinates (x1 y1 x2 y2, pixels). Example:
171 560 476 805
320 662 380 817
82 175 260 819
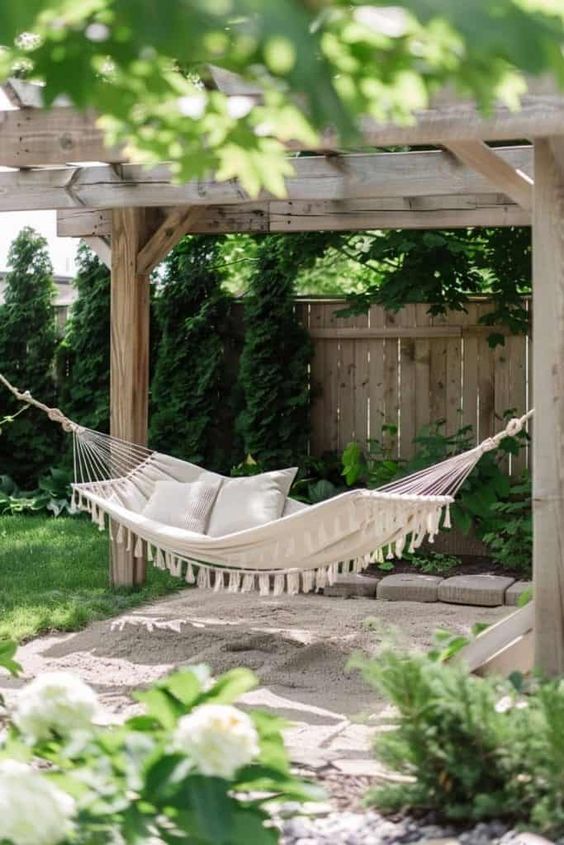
414 304 432 437
367 306 386 446
398 305 416 460
0 107 124 166
460 303 479 441
2 147 533 212
110 208 152 588
383 311 400 456
353 312 370 447
532 137 564 676
507 333 528 475
446 141 533 210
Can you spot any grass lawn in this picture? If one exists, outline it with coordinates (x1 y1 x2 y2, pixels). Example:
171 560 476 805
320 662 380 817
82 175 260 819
0 515 184 642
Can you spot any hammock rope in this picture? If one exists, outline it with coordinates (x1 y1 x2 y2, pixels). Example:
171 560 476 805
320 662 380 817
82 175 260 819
0 373 533 595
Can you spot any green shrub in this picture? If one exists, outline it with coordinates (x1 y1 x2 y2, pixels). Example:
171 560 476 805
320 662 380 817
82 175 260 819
150 236 233 470
482 476 532 574
237 234 333 468
0 227 60 486
59 243 111 433
0 660 318 844
342 418 531 574
353 646 564 837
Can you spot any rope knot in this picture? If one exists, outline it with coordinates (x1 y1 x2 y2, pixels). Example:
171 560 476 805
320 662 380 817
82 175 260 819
479 437 497 454
505 417 523 437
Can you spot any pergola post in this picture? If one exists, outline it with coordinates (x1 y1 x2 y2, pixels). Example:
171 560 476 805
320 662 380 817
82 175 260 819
110 207 152 587
532 138 564 675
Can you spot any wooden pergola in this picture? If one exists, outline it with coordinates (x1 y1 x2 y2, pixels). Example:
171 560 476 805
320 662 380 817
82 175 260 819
2 76 563 674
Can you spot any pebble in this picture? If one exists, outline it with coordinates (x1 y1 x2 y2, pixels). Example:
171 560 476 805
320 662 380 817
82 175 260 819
279 813 524 845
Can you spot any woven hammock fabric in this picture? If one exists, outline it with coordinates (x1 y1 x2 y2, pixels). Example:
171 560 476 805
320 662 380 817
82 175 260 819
0 372 532 596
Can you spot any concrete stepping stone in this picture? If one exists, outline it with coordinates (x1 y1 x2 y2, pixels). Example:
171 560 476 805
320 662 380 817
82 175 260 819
438 574 515 607
377 573 442 602
323 574 378 598
505 580 532 606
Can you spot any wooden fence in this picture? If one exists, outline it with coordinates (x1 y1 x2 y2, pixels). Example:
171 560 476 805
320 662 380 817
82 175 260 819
288 299 531 474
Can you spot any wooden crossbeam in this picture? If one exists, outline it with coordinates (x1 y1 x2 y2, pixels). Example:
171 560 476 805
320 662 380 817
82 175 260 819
57 191 529 239
446 141 533 210
136 207 201 275
83 236 111 268
10 146 533 212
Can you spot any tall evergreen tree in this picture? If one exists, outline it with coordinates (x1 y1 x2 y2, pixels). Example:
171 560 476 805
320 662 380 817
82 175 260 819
150 236 232 469
60 243 111 433
237 233 334 468
0 227 58 485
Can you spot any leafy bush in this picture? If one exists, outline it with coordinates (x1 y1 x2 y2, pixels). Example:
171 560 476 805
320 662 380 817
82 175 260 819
237 233 333 468
0 227 61 486
407 551 460 576
353 646 564 837
151 236 234 470
0 468 74 517
341 417 531 574
59 244 111 433
482 476 532 574
0 661 318 844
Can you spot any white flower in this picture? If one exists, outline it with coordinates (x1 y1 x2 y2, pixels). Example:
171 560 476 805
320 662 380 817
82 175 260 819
13 671 99 742
0 760 75 845
495 695 513 713
177 94 207 119
172 704 260 780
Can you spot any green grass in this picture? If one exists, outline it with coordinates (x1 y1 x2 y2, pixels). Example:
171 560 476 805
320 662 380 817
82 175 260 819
0 515 185 642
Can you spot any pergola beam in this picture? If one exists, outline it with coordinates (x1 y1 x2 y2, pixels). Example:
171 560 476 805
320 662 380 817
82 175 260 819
0 86 564 164
446 141 533 211
136 207 201 275
8 146 533 213
58 193 529 240
532 137 564 675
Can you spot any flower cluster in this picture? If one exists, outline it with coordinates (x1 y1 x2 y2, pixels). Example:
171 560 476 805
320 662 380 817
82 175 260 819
13 671 100 742
173 703 260 779
0 760 75 845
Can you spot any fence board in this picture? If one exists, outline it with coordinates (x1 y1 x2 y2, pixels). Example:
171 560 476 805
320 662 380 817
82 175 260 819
223 298 530 474
399 304 417 459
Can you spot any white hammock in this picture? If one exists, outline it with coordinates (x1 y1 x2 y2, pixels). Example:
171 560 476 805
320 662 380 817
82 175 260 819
0 374 532 596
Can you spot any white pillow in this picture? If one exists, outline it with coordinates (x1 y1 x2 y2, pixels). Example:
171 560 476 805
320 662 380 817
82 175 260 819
142 478 221 533
207 468 298 537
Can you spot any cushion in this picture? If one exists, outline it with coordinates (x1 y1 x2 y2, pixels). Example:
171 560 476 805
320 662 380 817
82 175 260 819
282 497 310 516
207 468 298 537
142 478 221 533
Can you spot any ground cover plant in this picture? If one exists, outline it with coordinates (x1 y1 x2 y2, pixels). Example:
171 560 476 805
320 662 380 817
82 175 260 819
353 643 564 839
0 515 183 642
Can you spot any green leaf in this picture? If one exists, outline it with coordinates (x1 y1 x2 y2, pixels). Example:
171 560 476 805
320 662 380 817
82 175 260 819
203 668 258 705
0 639 22 676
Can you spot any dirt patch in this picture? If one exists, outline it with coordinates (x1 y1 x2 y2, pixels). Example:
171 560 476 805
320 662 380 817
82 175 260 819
1 591 509 717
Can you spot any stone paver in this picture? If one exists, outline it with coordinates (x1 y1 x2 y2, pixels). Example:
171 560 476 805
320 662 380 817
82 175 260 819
323 574 378 598
377 573 442 602
505 580 532 606
438 574 515 607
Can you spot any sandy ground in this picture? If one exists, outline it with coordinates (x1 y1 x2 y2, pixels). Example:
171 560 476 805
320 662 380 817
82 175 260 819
0 591 510 769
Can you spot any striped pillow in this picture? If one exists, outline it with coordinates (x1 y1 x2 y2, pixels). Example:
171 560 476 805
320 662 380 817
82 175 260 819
142 478 222 533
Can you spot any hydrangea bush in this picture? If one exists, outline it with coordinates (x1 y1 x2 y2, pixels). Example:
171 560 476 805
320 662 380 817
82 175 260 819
0 643 319 844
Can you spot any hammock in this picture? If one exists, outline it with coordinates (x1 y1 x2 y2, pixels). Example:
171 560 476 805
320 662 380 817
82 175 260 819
0 374 532 596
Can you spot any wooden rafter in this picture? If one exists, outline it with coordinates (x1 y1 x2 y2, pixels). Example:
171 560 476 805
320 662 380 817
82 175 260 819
5 146 533 212
137 207 201 275
0 85 563 163
446 141 533 210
